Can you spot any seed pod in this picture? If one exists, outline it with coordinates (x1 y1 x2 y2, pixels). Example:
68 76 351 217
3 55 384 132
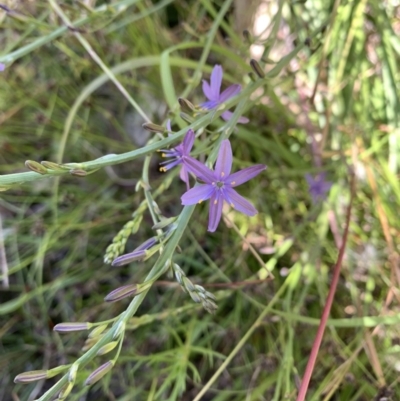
96 341 119 356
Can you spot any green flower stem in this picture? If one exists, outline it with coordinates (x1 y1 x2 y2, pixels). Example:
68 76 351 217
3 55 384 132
47 0 150 123
37 203 195 401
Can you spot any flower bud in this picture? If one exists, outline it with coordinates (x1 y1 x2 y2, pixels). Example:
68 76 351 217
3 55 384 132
111 251 146 267
40 161 66 171
88 324 108 338
14 370 48 383
58 382 74 400
142 122 166 133
104 284 138 302
250 59 265 78
180 112 195 123
182 276 195 292
69 169 87 177
68 363 79 383
85 361 114 386
96 341 119 356
178 98 196 114
112 321 126 340
25 160 48 175
53 322 92 333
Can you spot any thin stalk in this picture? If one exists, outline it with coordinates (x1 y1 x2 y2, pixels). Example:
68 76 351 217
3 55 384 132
296 173 355 401
48 0 150 126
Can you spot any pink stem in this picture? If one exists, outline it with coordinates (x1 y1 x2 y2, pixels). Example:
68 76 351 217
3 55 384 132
296 174 355 401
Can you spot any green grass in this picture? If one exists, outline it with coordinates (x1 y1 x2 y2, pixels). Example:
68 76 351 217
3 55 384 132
1 0 400 400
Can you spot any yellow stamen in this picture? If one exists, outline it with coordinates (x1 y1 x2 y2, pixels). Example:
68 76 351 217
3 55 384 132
230 203 235 208
161 153 166 157
198 200 203 204
159 167 167 172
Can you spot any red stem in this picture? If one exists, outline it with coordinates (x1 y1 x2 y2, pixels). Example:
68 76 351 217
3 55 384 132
296 174 355 401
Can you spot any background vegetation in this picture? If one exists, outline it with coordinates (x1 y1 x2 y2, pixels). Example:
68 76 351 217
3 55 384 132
1 0 400 400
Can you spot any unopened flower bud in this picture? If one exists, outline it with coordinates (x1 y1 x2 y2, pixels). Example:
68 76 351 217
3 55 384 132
58 382 74 400
142 122 166 133
68 363 79 383
182 276 195 292
180 112 195 123
53 322 92 333
189 291 201 303
96 341 119 356
69 169 87 177
243 29 252 43
88 324 108 338
85 361 114 386
178 98 196 114
112 321 126 340
111 250 146 266
82 337 99 351
104 284 138 302
250 59 265 78
25 160 48 175
40 161 66 171
14 370 48 383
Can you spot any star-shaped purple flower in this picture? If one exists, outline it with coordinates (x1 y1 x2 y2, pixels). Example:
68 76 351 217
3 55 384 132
181 140 266 232
159 129 195 189
201 65 249 124
305 172 332 203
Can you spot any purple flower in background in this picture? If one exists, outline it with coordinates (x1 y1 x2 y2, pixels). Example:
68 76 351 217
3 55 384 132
305 172 332 203
159 129 195 189
181 140 266 232
201 65 249 124
0 63 5 72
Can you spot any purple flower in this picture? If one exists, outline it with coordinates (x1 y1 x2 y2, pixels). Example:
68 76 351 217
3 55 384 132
201 65 249 124
0 63 5 72
181 140 266 232
305 173 332 203
159 129 195 189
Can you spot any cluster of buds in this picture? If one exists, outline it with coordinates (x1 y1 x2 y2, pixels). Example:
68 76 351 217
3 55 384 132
103 214 143 264
173 264 217 313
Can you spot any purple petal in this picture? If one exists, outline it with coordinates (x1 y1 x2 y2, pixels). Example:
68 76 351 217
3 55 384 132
224 187 258 216
179 165 190 190
208 192 223 232
215 140 232 180
181 185 215 205
221 111 250 124
166 119 172 131
201 100 219 110
0 63 5 72
305 173 332 203
219 84 241 103
228 164 266 187
182 129 195 155
210 65 223 99
202 80 215 101
183 157 215 183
